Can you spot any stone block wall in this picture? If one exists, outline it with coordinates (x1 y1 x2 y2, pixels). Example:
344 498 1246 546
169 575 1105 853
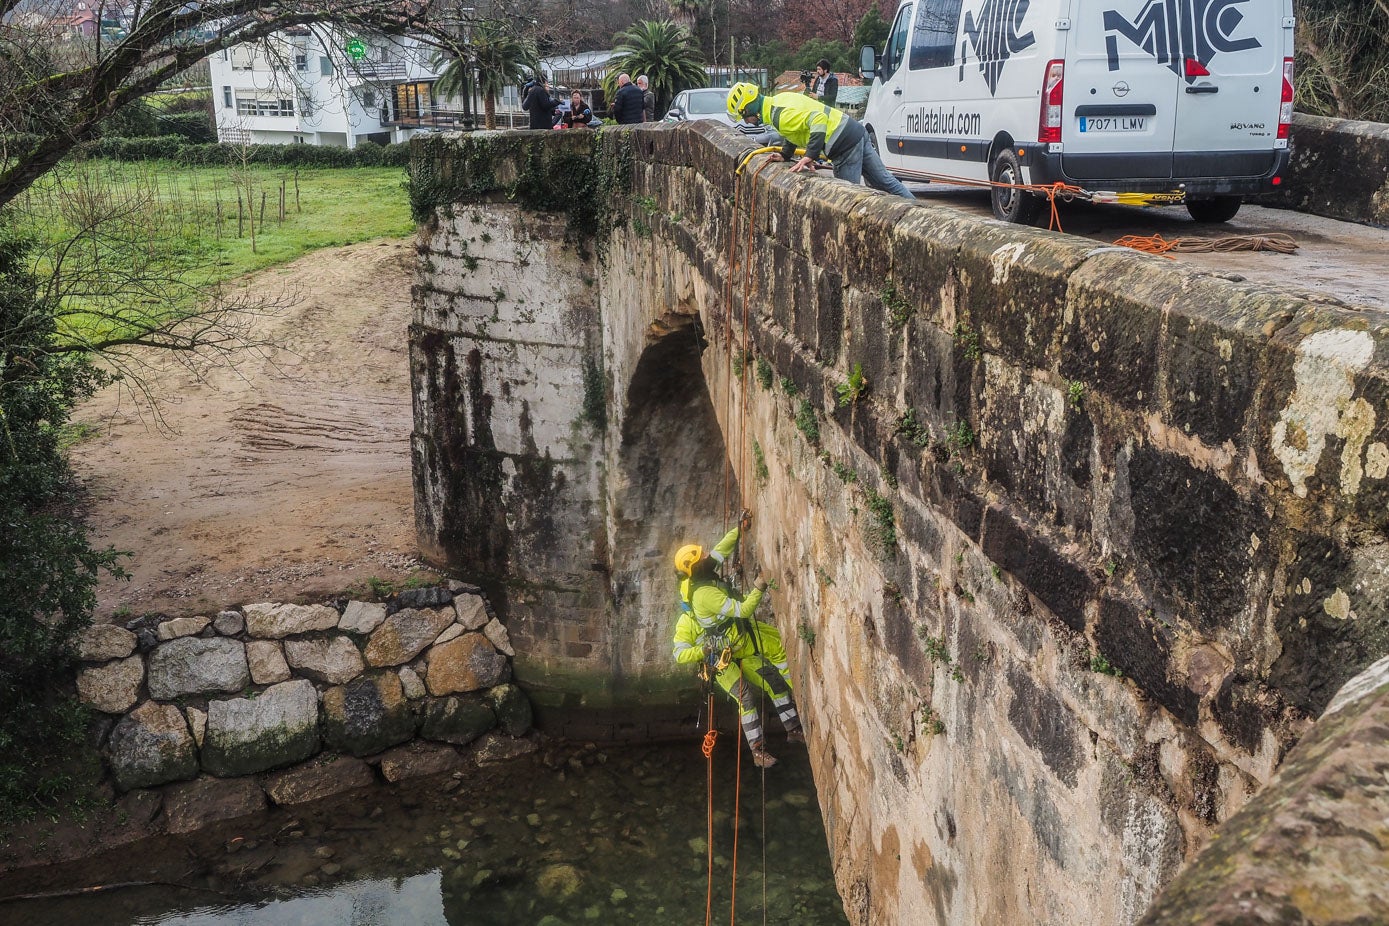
74 583 533 829
1263 113 1389 225
410 125 1389 925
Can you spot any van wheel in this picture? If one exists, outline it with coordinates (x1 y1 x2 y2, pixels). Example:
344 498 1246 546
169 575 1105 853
989 149 1043 224
1186 196 1242 223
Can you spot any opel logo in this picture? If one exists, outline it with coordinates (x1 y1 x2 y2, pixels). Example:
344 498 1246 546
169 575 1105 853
1113 81 1131 97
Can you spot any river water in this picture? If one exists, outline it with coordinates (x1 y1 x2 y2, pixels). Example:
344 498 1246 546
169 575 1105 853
0 739 846 926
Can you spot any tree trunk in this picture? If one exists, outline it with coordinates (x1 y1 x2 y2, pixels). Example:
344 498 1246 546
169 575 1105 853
485 93 496 130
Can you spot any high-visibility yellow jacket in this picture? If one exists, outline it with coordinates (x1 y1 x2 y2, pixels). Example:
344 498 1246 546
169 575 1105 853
672 527 765 666
757 91 859 162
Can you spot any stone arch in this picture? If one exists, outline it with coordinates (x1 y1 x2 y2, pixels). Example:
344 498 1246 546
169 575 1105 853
607 314 734 688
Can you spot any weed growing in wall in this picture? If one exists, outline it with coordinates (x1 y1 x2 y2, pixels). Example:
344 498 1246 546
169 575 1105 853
946 419 975 452
815 566 835 587
953 322 982 361
752 440 769 484
780 376 798 396
732 351 747 378
918 706 946 736
582 354 607 430
881 281 914 329
1067 380 1085 407
1090 653 1124 678
798 623 817 647
864 487 896 552
795 400 820 445
835 362 868 407
896 408 932 448
756 356 774 390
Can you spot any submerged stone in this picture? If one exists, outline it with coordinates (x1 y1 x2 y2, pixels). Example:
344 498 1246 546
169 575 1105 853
164 777 266 834
263 755 376 805
485 683 532 736
421 694 496 746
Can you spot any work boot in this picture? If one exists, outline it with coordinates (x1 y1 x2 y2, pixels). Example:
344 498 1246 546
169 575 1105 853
750 744 778 768
786 729 805 745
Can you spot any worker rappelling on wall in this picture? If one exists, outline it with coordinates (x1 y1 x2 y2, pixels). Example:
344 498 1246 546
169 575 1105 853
672 509 803 769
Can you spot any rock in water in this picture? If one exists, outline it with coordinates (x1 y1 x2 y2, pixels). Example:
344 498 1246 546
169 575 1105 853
107 701 198 791
486 683 533 736
322 671 416 756
202 679 320 776
421 695 496 746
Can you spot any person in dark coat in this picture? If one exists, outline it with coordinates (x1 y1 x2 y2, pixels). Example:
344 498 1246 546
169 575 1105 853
811 59 838 107
637 75 655 122
526 78 558 129
564 90 595 127
611 73 645 125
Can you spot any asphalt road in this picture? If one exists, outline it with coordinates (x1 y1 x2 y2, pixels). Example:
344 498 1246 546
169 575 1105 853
904 182 1388 311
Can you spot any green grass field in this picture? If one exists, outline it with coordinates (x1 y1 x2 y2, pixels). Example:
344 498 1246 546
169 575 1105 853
11 158 414 344
16 159 413 288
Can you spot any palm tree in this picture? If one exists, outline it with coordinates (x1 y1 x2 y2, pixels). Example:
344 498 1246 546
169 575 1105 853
606 20 707 117
666 0 704 29
434 20 538 130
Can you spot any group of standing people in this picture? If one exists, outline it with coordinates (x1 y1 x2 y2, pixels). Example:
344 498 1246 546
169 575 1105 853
523 72 654 130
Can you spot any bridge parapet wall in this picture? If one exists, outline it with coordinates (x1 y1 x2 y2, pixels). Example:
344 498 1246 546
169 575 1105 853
1267 113 1389 225
410 123 1389 924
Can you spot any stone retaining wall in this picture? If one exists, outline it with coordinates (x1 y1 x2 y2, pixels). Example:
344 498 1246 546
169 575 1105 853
1264 113 1389 225
73 583 533 831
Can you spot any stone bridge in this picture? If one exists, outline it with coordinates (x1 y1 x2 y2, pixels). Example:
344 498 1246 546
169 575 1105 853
407 123 1389 925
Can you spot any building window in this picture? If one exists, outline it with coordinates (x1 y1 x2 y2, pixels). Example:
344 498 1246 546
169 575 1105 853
320 56 333 76
223 86 232 109
235 97 296 117
360 90 376 107
295 53 307 71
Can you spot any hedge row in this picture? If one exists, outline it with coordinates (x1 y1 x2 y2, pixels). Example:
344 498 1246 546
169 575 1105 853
5 133 411 168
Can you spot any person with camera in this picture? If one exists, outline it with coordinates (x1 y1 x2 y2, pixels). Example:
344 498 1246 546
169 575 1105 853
807 59 838 107
525 76 559 130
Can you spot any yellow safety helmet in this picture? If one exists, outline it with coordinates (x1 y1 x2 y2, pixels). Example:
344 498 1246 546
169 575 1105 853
674 544 704 576
726 82 761 120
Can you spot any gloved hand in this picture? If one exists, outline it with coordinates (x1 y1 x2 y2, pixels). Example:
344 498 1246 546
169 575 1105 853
739 508 753 532
753 573 768 592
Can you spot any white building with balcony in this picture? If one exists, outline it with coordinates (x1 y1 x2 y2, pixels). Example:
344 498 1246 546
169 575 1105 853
208 28 452 147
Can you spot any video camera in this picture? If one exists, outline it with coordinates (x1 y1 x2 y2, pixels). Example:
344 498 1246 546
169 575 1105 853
799 70 814 88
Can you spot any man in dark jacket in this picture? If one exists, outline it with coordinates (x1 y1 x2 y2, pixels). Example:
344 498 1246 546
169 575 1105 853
611 73 645 125
526 78 558 129
811 59 838 108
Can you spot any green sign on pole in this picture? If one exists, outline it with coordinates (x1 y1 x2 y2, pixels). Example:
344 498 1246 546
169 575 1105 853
346 38 367 60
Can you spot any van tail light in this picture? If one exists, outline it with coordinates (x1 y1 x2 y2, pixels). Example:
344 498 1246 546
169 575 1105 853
1278 57 1294 139
1039 60 1064 144
1184 57 1209 77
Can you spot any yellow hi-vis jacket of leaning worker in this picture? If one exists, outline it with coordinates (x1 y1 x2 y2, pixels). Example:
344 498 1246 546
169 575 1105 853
755 91 851 163
672 527 764 665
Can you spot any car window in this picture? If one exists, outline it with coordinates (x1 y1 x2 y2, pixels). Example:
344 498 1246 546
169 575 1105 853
687 92 726 115
910 0 964 70
883 3 914 78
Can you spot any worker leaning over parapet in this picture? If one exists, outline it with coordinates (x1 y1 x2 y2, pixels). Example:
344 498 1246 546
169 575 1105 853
726 81 915 202
672 509 803 768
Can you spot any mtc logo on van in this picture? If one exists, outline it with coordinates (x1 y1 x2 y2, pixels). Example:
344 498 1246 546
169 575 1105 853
960 0 1036 95
1103 0 1262 78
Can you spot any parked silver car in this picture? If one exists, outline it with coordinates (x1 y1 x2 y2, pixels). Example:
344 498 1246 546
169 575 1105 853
663 88 735 126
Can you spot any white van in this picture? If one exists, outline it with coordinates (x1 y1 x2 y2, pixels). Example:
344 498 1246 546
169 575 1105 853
860 0 1295 223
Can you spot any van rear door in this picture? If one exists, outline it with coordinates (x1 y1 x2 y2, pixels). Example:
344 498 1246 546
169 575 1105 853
1064 0 1181 182
1170 0 1290 179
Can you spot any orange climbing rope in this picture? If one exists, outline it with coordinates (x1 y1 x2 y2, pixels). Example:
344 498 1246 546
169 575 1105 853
1113 232 1300 256
703 693 718 926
